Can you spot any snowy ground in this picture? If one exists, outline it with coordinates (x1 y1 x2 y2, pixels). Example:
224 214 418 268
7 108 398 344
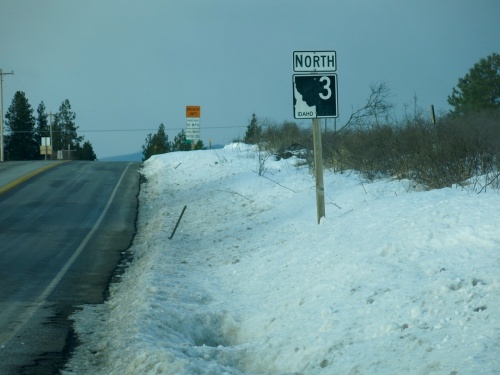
64 143 500 374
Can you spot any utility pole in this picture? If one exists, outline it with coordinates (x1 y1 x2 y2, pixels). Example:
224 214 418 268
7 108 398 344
48 112 56 160
430 105 436 124
0 69 14 162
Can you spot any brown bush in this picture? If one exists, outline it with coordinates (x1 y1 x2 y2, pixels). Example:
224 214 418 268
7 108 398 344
325 110 500 189
257 110 500 191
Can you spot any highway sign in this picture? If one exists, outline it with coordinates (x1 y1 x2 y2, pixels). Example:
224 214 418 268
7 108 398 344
40 146 52 155
186 106 200 118
186 117 200 142
293 74 338 119
293 51 336 72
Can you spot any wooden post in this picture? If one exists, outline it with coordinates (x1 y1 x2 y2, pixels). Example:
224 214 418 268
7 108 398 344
312 118 325 224
430 105 436 124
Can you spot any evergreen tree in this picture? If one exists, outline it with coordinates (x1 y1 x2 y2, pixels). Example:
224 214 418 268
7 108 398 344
53 99 83 153
36 101 50 157
142 133 155 161
4 91 39 160
447 53 500 116
36 101 49 138
172 129 191 151
194 140 205 150
142 123 171 161
154 123 170 154
244 113 261 144
75 140 97 161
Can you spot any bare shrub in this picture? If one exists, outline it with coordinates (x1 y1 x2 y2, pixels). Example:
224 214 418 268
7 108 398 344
323 109 500 190
259 120 311 161
249 100 499 192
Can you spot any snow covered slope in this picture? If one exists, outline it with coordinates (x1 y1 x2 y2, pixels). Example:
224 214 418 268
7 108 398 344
65 143 500 374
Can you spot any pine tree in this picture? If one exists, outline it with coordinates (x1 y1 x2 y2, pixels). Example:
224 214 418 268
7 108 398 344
194 140 205 150
4 91 39 160
36 101 49 138
142 133 155 161
172 129 191 151
36 101 51 157
244 113 261 144
142 123 171 161
75 140 97 161
154 123 170 154
447 53 500 116
53 99 83 153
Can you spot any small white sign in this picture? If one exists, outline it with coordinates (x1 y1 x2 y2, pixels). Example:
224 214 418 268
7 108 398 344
41 137 51 146
293 51 336 72
186 117 200 142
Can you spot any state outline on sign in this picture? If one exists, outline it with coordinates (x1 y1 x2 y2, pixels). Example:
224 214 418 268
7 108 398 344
292 73 338 119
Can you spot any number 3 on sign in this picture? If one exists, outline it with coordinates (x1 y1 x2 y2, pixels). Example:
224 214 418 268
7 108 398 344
319 76 332 100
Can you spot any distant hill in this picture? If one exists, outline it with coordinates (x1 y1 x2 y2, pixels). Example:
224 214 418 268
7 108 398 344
100 152 142 162
208 144 225 150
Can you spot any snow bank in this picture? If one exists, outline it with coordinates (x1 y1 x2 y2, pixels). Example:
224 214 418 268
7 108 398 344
65 143 500 374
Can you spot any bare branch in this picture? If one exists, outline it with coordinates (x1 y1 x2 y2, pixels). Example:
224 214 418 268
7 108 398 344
338 82 394 133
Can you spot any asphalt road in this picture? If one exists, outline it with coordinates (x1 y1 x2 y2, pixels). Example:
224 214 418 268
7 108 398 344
0 161 141 374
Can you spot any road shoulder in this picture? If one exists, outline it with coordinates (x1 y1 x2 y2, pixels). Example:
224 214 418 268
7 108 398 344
0 161 67 194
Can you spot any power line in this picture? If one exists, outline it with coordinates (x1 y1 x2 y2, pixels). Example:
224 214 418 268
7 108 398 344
5 125 248 134
78 125 248 133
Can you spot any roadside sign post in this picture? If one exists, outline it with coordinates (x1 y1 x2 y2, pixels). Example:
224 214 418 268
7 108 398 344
186 106 200 150
40 137 51 160
312 118 325 223
292 51 338 224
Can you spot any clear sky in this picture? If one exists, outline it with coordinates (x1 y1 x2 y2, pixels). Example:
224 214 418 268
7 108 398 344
1 0 499 159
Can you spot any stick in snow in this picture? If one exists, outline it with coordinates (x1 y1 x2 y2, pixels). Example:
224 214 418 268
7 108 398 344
168 205 187 240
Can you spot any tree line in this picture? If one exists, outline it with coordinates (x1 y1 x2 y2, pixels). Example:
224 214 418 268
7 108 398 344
243 53 500 191
3 91 96 161
141 123 204 161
